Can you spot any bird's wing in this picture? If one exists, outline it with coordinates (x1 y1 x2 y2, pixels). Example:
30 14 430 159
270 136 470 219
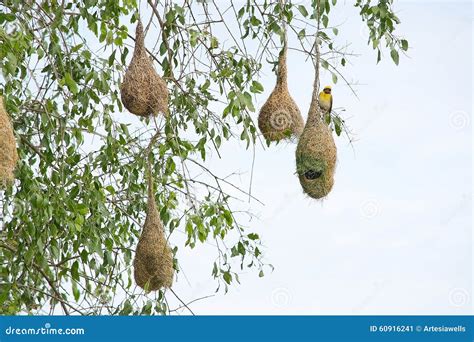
329 96 333 114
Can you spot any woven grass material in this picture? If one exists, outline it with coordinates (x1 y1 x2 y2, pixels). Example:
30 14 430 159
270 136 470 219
0 96 18 187
120 20 169 117
133 151 174 291
296 110 337 199
258 44 304 141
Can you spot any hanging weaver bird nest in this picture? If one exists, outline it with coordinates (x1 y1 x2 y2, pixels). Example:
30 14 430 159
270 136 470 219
295 22 337 200
0 96 18 187
258 44 304 141
120 20 169 117
133 158 174 291
295 108 337 200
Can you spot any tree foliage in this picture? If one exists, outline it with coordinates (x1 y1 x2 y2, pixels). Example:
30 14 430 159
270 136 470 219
0 0 406 315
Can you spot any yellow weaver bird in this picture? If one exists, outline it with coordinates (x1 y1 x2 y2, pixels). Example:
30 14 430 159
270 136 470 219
319 85 332 114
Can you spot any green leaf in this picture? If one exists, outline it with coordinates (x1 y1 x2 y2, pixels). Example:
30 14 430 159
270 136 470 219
250 16 262 26
71 43 84 53
210 37 219 49
401 39 408 51
108 50 116 66
223 210 233 225
322 15 329 28
215 135 221 148
76 203 89 215
390 48 399 65
325 113 331 125
333 117 342 136
71 261 80 281
297 5 308 17
298 29 306 40
237 7 245 19
237 242 245 256
247 233 259 240
72 282 80 301
121 300 133 315
250 81 264 93
223 271 232 284
189 30 198 47
201 79 211 91
241 92 255 112
64 72 79 94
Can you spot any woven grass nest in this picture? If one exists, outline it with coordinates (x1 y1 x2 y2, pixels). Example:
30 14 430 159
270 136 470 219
133 171 174 291
258 45 304 141
120 20 169 117
0 96 18 187
295 109 337 199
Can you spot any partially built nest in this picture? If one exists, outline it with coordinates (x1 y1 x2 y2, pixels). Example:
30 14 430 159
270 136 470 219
134 195 174 291
295 110 337 199
0 96 18 187
258 46 304 142
120 20 169 117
